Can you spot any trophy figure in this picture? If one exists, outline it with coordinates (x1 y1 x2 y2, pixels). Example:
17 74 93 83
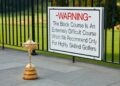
22 36 38 80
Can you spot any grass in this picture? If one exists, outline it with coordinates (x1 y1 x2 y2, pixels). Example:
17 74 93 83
106 29 120 63
0 14 47 50
0 14 120 69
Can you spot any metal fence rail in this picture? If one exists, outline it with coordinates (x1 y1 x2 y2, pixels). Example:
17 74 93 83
0 0 119 64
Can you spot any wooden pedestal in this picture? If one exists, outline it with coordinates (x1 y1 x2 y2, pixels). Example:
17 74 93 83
23 64 38 80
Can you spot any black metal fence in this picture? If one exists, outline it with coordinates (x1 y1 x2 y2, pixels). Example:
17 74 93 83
0 0 49 51
0 0 120 64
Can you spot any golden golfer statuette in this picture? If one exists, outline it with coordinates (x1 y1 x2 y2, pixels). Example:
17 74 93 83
22 37 38 80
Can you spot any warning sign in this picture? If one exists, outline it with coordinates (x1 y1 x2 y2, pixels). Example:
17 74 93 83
48 7 104 60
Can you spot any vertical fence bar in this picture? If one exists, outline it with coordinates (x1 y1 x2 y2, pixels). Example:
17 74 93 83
51 0 53 6
104 0 110 62
111 0 116 63
91 0 93 7
46 0 48 51
19 0 22 46
0 0 1 44
66 0 69 6
73 56 75 63
24 0 26 42
1 0 4 49
73 0 75 6
85 0 87 6
31 0 35 42
5 0 7 44
56 0 58 6
118 31 120 64
16 0 18 46
41 0 44 50
31 0 37 55
27 0 30 38
37 0 40 49
61 0 63 6
12 0 14 45
79 0 81 7
8 0 11 45
104 15 107 62
98 0 101 6
0 0 2 44
104 36 107 61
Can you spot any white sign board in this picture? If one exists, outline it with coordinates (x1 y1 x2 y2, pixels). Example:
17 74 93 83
48 7 104 60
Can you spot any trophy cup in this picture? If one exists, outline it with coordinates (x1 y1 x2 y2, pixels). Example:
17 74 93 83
22 36 38 80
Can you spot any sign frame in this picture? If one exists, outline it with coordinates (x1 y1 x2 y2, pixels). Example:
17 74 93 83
48 7 104 60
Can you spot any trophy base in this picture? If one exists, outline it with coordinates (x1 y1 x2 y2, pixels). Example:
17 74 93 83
23 63 38 80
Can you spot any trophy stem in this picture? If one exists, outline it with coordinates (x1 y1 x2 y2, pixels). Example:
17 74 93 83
29 53 32 67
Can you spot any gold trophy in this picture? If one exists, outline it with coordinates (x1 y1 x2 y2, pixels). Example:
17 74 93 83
22 36 38 80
